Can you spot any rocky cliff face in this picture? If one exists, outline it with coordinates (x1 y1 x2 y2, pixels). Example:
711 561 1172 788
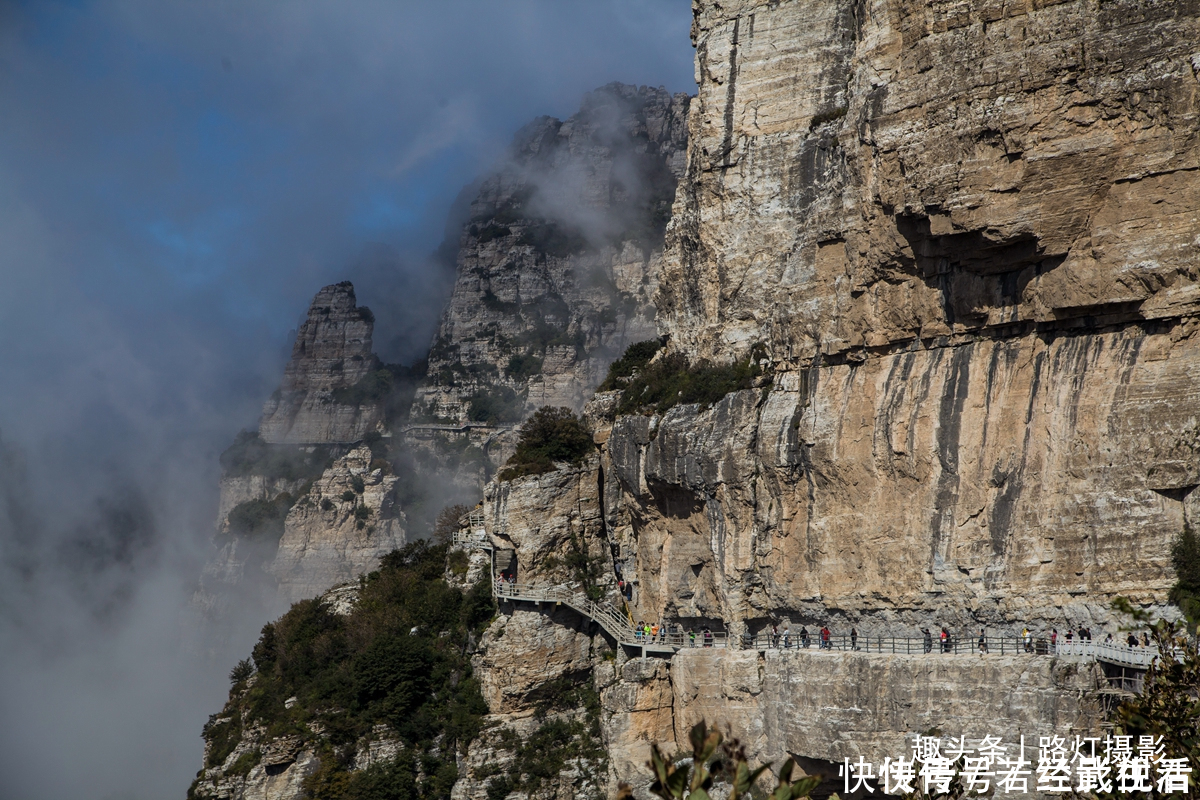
260 282 384 445
461 0 1200 795
193 2 1200 797
413 84 689 425
612 0 1200 633
269 445 406 604
661 0 1200 361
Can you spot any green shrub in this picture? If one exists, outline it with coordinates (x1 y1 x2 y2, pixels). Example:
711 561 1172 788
320 498 335 512
487 715 606 800
225 749 261 778
350 475 365 495
193 541 494 800
227 493 294 540
615 348 766 416
506 352 543 380
203 714 242 769
598 339 662 391
1170 524 1200 628
499 407 594 481
229 658 254 685
354 505 373 521
635 720 820 800
341 490 356 503
467 387 524 425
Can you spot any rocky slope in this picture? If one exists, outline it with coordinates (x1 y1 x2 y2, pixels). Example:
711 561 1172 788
269 445 406 604
413 83 689 426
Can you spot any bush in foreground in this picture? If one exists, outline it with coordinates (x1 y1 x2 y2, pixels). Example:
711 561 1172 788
626 720 820 800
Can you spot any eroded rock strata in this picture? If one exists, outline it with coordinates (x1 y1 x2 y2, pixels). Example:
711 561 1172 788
268 445 406 604
192 1 1200 797
413 83 690 424
465 0 1198 794
260 282 384 445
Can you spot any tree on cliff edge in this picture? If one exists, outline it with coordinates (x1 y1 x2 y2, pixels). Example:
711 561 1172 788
1170 525 1200 631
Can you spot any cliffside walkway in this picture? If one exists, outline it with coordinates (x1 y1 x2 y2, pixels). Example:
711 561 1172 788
398 423 512 438
451 531 1165 670
453 529 732 655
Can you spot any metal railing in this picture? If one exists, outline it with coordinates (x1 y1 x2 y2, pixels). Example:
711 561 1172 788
738 633 1163 668
452 530 492 549
459 526 1165 672
492 581 733 650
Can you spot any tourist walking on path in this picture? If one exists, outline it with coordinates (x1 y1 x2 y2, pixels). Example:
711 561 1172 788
783 625 791 649
978 629 988 653
940 627 949 653
800 626 810 648
923 628 932 653
850 627 859 651
1022 627 1032 653
703 627 713 647
820 626 831 650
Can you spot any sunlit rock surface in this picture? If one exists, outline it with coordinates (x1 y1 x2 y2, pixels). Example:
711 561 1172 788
269 445 405 604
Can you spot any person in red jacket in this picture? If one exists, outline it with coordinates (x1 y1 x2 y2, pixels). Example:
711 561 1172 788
820 626 831 649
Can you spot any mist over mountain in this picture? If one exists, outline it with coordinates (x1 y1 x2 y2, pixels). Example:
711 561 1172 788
0 3 692 798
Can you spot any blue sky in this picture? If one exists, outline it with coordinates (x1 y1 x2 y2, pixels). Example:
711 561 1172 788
0 3 694 797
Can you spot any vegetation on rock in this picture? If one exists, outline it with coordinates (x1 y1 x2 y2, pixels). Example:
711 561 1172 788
628 720 820 800
1169 524 1200 630
226 492 294 541
433 504 472 545
191 541 494 800
499 406 594 480
614 346 767 415
466 386 524 425
505 352 543 380
220 430 332 481
480 675 607 800
1103 598 1200 798
598 338 662 391
330 362 426 426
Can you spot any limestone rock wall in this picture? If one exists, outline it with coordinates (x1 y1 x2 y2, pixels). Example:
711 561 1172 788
269 445 405 604
260 282 384 444
414 84 690 424
660 0 1200 362
669 648 1103 793
597 321 1196 636
583 0 1200 637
